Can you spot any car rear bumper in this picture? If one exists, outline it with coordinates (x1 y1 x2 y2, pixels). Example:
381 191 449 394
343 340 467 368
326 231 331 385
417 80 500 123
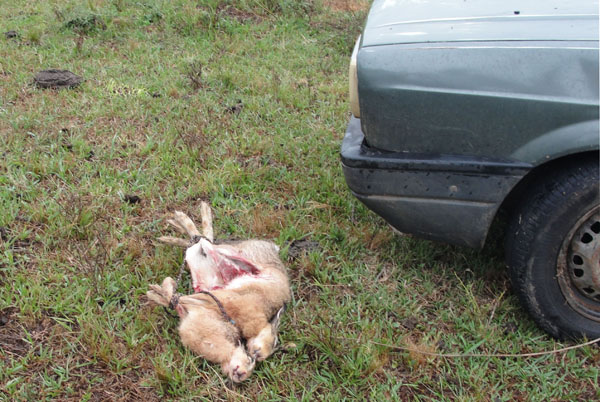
341 117 531 248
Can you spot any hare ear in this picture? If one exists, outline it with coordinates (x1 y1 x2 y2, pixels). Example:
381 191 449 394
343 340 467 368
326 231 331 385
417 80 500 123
157 236 189 248
220 252 261 275
270 305 286 333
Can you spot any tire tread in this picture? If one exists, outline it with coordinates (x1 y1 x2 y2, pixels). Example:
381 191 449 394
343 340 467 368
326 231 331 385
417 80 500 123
506 159 600 339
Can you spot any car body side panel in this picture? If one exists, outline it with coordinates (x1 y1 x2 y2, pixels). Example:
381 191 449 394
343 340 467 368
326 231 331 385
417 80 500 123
358 44 599 162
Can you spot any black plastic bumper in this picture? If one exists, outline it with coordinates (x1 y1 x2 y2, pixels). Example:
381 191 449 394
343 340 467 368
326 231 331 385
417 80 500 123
341 117 531 248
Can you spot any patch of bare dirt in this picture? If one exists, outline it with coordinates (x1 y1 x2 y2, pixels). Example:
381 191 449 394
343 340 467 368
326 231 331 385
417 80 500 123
216 4 262 23
0 307 30 360
322 0 369 12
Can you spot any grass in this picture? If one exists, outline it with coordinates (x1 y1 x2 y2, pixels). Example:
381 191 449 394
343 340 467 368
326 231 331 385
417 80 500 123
0 0 598 400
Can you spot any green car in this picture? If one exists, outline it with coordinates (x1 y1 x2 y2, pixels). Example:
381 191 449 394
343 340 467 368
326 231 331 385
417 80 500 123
341 0 599 340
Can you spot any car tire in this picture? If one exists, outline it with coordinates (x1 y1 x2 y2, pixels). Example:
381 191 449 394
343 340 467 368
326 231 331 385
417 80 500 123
506 157 600 340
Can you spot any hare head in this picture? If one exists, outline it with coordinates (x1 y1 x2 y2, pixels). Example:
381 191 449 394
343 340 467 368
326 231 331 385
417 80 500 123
246 306 284 361
222 345 256 383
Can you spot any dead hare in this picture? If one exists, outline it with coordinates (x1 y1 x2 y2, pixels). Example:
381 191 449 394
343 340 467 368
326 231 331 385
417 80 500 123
147 203 291 382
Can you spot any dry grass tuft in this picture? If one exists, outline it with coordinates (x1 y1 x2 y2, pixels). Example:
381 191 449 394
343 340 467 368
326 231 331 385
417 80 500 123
251 205 286 238
402 336 438 369
185 61 204 91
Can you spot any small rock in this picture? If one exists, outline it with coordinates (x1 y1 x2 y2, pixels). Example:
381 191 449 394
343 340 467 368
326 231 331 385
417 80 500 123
34 69 83 89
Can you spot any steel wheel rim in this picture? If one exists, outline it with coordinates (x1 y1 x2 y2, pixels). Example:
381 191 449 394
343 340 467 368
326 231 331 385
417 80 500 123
557 207 600 322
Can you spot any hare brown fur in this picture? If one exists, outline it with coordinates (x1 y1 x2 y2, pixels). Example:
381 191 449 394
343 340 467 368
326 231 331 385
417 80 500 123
147 204 291 382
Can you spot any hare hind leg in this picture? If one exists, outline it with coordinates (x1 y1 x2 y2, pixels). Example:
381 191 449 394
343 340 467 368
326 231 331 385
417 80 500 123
177 304 255 382
167 211 201 239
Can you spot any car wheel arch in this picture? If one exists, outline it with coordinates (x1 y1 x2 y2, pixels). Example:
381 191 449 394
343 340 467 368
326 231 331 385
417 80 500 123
510 120 599 166
487 150 599 248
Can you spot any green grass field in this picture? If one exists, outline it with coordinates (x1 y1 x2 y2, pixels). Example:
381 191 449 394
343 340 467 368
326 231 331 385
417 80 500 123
1 1 598 400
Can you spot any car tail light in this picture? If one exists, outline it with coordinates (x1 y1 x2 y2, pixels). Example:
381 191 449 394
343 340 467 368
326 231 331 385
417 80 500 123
349 36 361 118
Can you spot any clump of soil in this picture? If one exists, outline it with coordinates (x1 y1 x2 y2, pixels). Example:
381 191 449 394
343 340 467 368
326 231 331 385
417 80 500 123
226 100 244 115
4 30 19 39
216 4 262 23
63 15 106 34
34 69 83 89
123 195 141 205
288 238 320 260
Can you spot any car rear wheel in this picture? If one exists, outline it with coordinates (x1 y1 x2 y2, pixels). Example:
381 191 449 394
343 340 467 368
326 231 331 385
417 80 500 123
506 158 600 340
